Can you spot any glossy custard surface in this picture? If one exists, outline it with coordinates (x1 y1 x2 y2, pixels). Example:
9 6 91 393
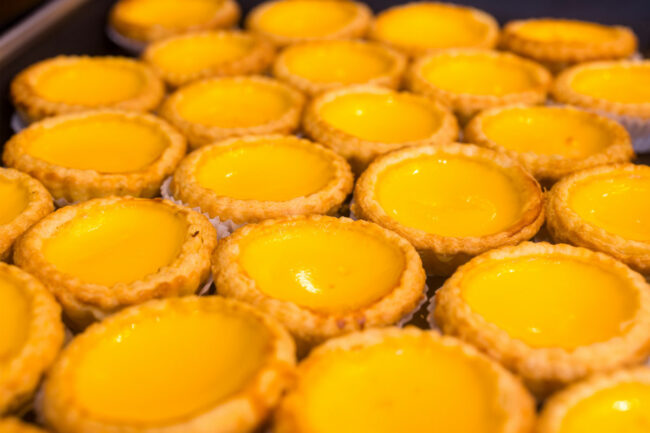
570 64 650 104
515 20 623 44
0 177 29 225
115 0 225 28
0 272 30 362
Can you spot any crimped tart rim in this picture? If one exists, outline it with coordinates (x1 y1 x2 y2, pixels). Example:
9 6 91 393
170 134 354 224
39 296 295 433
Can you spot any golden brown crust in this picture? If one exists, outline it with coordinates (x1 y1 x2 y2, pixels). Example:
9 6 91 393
170 135 354 224
433 242 650 397
500 19 638 70
464 105 635 182
407 49 552 122
160 76 305 150
272 39 407 96
368 2 500 57
245 0 372 47
3 110 187 203
39 296 296 433
0 418 50 433
13 197 217 330
142 30 276 88
546 163 650 274
10 56 165 123
109 0 241 43
303 85 459 174
552 60 650 120
537 366 650 433
274 327 536 433
0 168 53 262
0 263 64 415
353 143 545 276
212 215 427 351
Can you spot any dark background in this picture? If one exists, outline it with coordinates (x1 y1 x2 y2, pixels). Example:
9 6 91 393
2 0 650 144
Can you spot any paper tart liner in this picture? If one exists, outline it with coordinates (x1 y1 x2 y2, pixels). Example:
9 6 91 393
10 111 29 133
106 25 147 55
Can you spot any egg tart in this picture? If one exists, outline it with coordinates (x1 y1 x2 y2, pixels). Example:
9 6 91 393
538 367 650 433
213 215 426 350
109 0 240 47
353 143 544 276
275 327 535 433
408 49 551 121
169 135 353 226
546 164 650 274
434 242 650 397
465 105 634 182
3 110 186 204
272 39 406 96
369 2 498 57
143 30 275 88
501 19 637 72
0 168 53 262
39 296 295 433
246 0 372 47
160 76 304 149
14 197 217 329
0 263 64 415
0 419 49 433
303 85 458 174
11 56 164 123
553 61 650 152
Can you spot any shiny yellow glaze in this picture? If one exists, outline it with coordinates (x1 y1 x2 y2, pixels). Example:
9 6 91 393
253 0 359 38
559 382 650 433
42 201 188 286
0 177 29 225
73 303 270 423
515 20 622 43
569 172 650 241
298 334 507 433
461 255 639 349
0 272 30 362
116 0 224 28
238 220 405 313
196 137 334 201
421 53 539 96
570 64 650 104
319 91 442 142
376 154 526 237
283 41 393 84
481 107 613 157
34 60 145 106
149 33 256 76
373 3 492 50
176 79 293 127
25 114 169 173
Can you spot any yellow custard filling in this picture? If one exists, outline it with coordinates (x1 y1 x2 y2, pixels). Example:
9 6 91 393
481 107 613 157
34 60 145 106
283 41 393 84
421 54 539 96
42 201 188 286
195 137 334 201
25 114 169 173
0 177 29 225
116 0 225 28
299 335 507 433
0 272 30 362
515 20 622 44
569 173 650 241
373 3 493 50
72 302 270 423
559 382 650 433
148 33 256 76
319 92 442 142
570 64 650 104
375 154 526 237
461 255 639 349
238 220 405 313
176 79 293 128
253 0 358 38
